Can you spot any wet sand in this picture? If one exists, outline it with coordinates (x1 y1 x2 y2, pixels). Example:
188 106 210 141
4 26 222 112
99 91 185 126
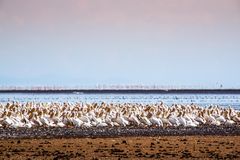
0 126 239 159
0 126 240 159
1 125 240 139
0 136 239 159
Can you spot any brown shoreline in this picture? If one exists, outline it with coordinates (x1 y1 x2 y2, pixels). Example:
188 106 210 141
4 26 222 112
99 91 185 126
0 136 240 159
1 126 240 159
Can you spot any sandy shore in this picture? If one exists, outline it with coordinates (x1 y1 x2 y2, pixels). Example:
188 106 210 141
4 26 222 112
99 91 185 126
0 126 239 159
0 136 239 159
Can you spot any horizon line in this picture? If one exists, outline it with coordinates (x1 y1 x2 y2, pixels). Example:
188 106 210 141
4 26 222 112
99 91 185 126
0 85 239 91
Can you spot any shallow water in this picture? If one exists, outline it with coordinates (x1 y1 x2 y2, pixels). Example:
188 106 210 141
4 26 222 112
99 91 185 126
0 92 239 109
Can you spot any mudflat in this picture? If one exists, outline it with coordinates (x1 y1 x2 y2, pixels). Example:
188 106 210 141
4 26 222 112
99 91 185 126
0 136 239 159
1 125 240 139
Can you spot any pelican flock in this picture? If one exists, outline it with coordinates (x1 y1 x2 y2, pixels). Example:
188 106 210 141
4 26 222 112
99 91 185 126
0 102 239 128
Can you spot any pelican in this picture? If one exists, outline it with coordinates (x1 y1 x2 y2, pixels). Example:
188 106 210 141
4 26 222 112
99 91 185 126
138 113 152 126
148 113 163 127
0 102 239 129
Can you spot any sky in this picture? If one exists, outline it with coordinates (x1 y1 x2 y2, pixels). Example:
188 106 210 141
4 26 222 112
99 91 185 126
0 0 240 88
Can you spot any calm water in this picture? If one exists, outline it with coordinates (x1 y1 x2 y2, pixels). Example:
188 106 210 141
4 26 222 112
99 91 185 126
0 93 240 109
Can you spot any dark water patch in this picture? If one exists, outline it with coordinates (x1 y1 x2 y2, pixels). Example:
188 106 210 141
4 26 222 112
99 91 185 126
0 125 240 139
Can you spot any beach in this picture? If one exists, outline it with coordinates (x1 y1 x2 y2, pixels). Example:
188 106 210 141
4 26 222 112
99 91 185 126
0 126 239 159
0 135 239 159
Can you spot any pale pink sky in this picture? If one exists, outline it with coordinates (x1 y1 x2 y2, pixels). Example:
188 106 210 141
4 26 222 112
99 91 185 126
0 0 240 88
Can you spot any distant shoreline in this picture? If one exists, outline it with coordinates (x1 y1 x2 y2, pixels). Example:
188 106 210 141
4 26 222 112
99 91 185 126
0 89 240 94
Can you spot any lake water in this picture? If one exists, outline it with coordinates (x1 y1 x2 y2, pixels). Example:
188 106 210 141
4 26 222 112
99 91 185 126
0 92 240 109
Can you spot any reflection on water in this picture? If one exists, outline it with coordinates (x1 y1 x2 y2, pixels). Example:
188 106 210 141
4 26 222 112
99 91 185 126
0 93 239 109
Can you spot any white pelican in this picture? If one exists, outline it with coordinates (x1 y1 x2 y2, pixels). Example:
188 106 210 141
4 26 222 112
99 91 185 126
148 113 163 127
